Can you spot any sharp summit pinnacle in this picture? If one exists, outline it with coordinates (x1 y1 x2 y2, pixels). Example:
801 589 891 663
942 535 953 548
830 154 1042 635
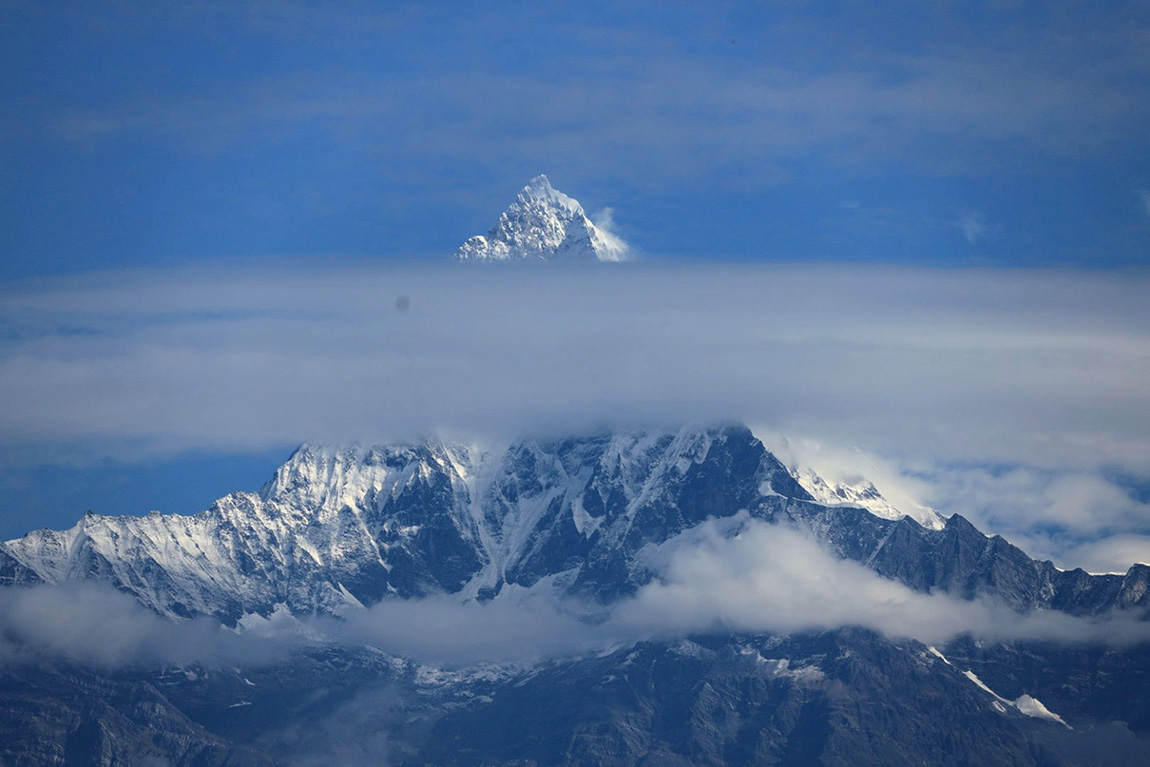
456 175 630 262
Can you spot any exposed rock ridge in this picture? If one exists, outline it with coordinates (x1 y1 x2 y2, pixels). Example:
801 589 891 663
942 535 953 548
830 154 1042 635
456 174 629 262
3 424 1146 622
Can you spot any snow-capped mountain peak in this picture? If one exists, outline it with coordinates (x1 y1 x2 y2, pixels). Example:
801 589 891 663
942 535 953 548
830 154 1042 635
791 465 946 530
456 174 630 262
516 173 580 213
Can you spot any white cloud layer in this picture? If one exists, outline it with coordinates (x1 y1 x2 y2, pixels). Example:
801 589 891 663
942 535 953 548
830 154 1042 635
0 582 288 668
616 517 1150 647
326 517 1150 662
3 519 1147 672
2 262 1149 569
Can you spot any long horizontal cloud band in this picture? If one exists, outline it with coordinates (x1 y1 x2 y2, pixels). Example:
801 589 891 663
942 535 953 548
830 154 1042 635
2 262 1149 570
2 263 1148 460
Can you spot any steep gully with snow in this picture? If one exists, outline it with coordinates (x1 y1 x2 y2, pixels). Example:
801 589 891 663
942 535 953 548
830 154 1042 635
1 179 1148 767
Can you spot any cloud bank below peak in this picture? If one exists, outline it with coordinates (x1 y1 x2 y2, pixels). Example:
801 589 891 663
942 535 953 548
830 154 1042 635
3 262 1146 463
1 261 1149 571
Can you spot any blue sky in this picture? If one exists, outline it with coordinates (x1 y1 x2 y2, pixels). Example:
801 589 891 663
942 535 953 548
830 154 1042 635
2 0 1148 278
2 2 1150 569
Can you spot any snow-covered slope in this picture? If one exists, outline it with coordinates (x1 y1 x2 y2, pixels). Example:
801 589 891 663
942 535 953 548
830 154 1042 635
0 426 794 618
4 424 1146 622
456 175 629 262
0 441 484 619
792 466 946 530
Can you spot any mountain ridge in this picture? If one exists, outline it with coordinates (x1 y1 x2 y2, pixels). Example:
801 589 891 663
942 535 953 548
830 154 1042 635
4 424 1146 624
4 427 1150 767
456 175 630 262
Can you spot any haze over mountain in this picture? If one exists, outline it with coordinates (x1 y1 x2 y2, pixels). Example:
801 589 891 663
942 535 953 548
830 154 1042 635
4 421 1148 628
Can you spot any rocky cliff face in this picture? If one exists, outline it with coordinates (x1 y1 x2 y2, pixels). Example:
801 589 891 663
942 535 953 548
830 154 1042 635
0 661 274 767
411 631 1086 767
118 630 1150 767
2 426 791 619
4 424 1146 626
6 170 1147 766
456 175 630 262
4 423 1150 766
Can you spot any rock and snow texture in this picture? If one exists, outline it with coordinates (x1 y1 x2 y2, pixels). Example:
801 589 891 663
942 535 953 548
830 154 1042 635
0 441 487 620
0 426 798 619
792 466 946 530
927 647 1069 727
456 174 630 262
4 423 1148 623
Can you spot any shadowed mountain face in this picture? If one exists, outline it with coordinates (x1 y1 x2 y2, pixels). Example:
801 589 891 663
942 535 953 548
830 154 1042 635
410 631 1097 767
25 630 1135 767
3 424 1145 623
2 423 1149 766
0 662 275 767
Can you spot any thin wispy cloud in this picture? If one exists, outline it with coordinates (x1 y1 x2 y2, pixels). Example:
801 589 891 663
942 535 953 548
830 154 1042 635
0 582 288 669
960 212 987 245
5 2 1149 274
589 207 632 257
24 3 1150 191
4 263 1148 466
48 53 1148 182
